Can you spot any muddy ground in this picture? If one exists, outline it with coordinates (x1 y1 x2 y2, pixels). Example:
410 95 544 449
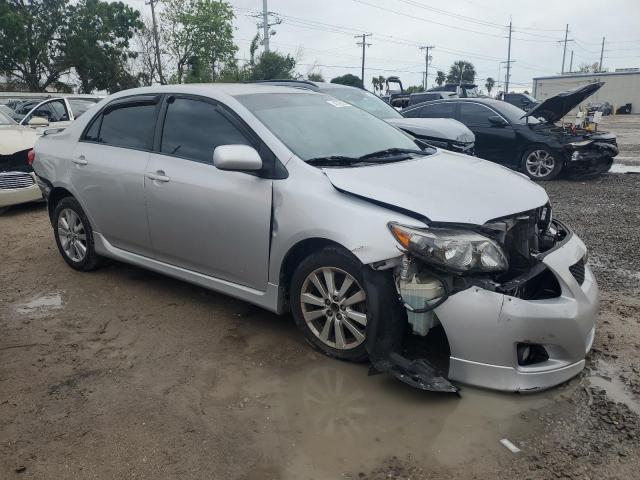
1 118 639 479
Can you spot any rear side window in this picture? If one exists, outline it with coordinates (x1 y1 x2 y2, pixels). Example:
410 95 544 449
458 103 495 127
87 101 157 150
160 97 250 163
404 102 455 119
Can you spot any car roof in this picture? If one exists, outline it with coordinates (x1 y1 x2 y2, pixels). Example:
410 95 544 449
404 97 504 112
105 83 319 100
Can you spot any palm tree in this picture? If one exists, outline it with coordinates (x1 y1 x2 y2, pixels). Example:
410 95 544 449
485 77 495 97
372 76 379 94
378 75 386 94
435 70 446 86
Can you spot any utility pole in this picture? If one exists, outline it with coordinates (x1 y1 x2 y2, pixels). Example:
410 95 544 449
146 0 165 84
599 37 605 72
262 0 270 52
504 20 513 94
419 45 434 90
355 33 372 88
558 24 574 74
251 1 282 53
569 50 574 73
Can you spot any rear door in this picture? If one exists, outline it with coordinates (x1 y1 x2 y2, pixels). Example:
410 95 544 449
145 95 273 290
456 102 517 165
71 95 160 257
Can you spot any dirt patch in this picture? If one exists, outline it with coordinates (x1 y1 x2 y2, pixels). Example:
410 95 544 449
1 174 639 479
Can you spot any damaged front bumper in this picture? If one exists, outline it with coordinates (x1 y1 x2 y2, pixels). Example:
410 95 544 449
434 230 596 392
564 140 618 175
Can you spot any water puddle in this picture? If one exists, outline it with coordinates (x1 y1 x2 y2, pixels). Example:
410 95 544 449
588 359 640 415
16 293 63 316
242 358 562 478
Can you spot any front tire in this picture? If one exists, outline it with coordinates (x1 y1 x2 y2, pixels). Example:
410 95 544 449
522 147 563 181
53 197 101 271
290 247 369 362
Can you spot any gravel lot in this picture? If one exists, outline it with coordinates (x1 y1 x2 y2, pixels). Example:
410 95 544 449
1 118 639 479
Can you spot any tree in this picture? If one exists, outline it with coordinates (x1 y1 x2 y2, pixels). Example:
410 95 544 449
578 62 602 73
64 0 142 93
446 61 476 84
484 77 495 96
0 0 69 91
308 71 324 82
330 74 363 89
435 70 446 86
378 75 386 94
162 0 236 84
249 51 296 80
405 85 424 94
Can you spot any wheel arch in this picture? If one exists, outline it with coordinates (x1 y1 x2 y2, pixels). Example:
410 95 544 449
47 186 74 223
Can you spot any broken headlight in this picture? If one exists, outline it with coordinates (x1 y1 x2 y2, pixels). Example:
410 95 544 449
388 223 508 274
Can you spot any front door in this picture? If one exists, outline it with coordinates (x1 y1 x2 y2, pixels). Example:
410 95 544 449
145 96 272 290
457 102 517 165
70 95 160 257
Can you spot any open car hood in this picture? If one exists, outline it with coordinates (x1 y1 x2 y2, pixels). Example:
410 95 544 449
323 151 549 225
385 117 475 144
0 125 37 155
523 82 603 123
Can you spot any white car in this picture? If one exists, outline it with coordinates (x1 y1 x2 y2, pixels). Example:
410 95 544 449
0 111 40 212
14 96 101 132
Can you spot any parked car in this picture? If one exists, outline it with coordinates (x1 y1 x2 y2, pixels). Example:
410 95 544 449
0 111 41 213
381 77 474 108
12 96 101 131
255 80 475 155
33 84 598 393
497 92 539 111
402 82 618 180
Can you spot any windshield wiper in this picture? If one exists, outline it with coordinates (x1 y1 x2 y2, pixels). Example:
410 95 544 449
306 156 364 166
358 148 428 160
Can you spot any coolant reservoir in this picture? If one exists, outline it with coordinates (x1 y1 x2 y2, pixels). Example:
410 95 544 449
399 276 445 336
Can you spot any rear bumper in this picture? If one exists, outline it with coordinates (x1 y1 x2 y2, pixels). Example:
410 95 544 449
435 232 598 392
0 173 43 208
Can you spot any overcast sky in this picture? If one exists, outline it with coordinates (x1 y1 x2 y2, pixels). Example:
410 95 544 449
123 0 640 93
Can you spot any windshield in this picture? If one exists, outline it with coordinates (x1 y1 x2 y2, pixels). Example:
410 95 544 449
496 101 540 124
326 87 402 120
237 93 420 161
0 111 16 125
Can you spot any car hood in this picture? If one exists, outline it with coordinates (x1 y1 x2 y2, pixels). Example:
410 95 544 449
323 150 548 225
523 82 604 123
385 117 475 144
0 125 37 155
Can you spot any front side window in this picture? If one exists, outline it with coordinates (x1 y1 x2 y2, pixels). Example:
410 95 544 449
160 98 250 163
26 99 68 123
458 103 495 127
97 102 157 150
237 93 419 161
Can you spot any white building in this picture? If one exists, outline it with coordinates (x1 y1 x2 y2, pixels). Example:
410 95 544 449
532 70 639 114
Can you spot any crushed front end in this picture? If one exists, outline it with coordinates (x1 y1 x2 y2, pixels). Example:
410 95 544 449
383 206 598 392
563 132 618 176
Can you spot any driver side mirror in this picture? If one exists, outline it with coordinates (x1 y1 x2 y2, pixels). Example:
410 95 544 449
488 115 509 127
28 116 49 127
213 145 263 172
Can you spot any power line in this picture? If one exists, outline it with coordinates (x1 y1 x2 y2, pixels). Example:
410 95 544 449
558 24 574 74
419 45 435 89
355 33 373 85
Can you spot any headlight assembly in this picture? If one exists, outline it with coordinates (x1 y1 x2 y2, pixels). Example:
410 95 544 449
388 223 509 274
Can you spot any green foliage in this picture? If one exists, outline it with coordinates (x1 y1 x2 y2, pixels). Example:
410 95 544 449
0 0 68 91
162 0 237 84
405 85 424 94
484 77 495 95
446 61 476 84
64 0 142 93
249 51 296 80
330 74 363 89
435 70 446 86
307 72 324 82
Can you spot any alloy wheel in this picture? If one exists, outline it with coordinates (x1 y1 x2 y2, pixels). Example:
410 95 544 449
525 150 556 178
300 267 367 350
57 208 88 262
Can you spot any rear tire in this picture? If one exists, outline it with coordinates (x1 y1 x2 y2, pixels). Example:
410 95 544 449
522 147 563 181
290 247 370 362
53 197 101 271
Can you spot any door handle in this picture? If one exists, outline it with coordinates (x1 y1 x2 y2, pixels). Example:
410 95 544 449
145 170 170 183
72 155 88 166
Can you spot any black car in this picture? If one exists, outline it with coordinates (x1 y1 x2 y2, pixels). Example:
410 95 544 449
402 82 618 180
498 92 539 111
